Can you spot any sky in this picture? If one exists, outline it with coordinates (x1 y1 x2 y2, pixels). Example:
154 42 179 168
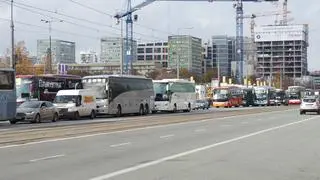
0 0 319 70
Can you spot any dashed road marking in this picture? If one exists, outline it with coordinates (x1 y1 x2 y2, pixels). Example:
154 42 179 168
110 142 132 148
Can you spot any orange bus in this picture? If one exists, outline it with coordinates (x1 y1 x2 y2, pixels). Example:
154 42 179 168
212 86 243 108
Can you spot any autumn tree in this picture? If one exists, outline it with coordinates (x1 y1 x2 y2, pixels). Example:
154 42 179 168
146 69 161 79
15 41 34 75
179 68 192 79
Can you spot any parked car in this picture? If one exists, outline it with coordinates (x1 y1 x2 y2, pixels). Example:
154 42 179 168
13 101 60 124
300 96 320 115
195 99 210 110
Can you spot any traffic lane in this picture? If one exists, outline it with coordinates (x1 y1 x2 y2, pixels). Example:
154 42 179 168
0 107 296 146
0 106 292 131
112 114 320 180
0 109 303 180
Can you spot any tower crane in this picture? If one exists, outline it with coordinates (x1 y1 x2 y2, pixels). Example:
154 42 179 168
242 10 291 81
115 0 279 84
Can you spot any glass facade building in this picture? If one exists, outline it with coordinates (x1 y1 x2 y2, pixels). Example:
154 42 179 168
37 39 76 64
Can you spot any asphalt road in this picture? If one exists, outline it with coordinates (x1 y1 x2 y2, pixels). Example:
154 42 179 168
1 107 319 180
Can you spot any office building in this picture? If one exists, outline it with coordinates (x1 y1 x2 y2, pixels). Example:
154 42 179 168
211 35 235 77
202 41 214 74
255 24 309 79
37 39 76 64
137 42 168 68
80 51 98 64
168 35 202 76
100 37 137 63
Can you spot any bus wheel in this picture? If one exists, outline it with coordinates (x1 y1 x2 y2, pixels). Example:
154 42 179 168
144 104 149 115
116 105 122 117
173 104 177 113
90 110 95 119
186 103 191 112
139 105 144 116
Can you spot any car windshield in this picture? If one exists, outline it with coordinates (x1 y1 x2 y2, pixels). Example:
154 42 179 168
54 95 79 103
19 101 41 108
303 98 316 103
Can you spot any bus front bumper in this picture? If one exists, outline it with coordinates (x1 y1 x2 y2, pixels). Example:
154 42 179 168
213 102 230 108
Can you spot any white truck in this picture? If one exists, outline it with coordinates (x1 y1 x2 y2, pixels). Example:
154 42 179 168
53 89 96 120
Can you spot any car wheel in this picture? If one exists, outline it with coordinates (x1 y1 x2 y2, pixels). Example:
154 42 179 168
52 113 59 122
73 111 80 120
300 111 305 115
34 114 41 123
90 110 95 119
10 119 17 124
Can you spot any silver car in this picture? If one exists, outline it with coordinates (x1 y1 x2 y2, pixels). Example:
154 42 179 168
300 96 320 115
13 101 59 124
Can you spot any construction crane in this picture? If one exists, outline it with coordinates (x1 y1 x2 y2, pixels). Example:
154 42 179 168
242 10 291 82
115 0 279 84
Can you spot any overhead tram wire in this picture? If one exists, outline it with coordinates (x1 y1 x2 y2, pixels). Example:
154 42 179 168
68 0 174 36
0 17 160 43
2 0 167 41
1 0 120 36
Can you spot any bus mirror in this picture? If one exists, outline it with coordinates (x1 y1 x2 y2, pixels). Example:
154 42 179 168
106 85 109 91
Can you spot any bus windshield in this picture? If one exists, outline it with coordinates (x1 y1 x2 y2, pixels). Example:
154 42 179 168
0 71 14 89
82 78 108 99
16 78 33 98
154 83 168 94
154 83 169 101
213 89 229 101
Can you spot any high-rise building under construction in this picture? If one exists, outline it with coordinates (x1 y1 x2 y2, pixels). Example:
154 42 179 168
254 24 309 80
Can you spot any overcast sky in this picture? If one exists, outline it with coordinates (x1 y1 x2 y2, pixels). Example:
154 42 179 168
0 0 319 70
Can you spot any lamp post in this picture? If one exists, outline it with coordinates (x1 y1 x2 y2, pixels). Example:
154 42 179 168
41 19 63 74
10 0 15 70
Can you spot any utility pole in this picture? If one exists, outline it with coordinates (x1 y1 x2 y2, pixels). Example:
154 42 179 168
11 0 15 70
41 19 63 74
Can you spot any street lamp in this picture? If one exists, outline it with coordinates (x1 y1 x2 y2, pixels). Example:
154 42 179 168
41 19 63 74
175 27 193 79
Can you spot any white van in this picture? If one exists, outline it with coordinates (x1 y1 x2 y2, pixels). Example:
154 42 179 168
53 89 96 120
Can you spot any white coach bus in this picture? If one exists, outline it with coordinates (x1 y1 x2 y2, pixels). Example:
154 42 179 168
82 75 154 116
153 79 196 113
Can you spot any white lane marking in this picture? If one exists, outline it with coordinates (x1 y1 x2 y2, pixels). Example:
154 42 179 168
89 116 318 180
110 142 131 148
160 134 174 139
0 129 9 132
0 109 296 149
29 154 65 162
257 118 263 121
194 129 206 133
241 121 249 124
